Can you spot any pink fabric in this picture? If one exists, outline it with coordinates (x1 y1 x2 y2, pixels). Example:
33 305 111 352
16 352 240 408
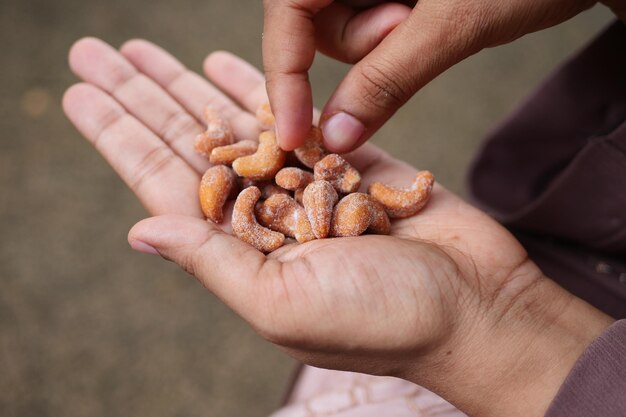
270 366 466 417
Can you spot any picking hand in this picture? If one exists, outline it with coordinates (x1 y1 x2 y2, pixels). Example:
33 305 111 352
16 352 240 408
63 38 612 417
262 0 624 153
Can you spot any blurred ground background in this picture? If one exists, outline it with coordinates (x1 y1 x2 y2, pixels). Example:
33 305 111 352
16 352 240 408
0 1 615 416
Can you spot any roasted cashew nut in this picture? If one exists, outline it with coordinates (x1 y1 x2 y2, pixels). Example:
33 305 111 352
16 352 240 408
303 180 339 239
199 165 238 223
232 186 285 253
256 102 275 130
314 154 361 194
256 194 315 243
210 140 258 165
330 193 391 237
275 167 314 191
194 107 235 158
294 126 326 168
368 171 435 218
232 131 286 180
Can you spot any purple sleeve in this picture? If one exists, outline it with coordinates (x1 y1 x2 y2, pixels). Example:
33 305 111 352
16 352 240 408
545 320 626 417
465 20 626 416
468 20 626 319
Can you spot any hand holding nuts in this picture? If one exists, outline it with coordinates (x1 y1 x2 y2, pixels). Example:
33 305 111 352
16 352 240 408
193 105 434 252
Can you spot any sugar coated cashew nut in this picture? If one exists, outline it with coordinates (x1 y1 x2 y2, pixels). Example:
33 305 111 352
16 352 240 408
314 154 361 194
199 165 238 223
194 107 235 158
193 106 435 251
210 140 258 165
330 193 391 237
294 126 326 168
368 171 435 218
232 131 286 180
303 180 339 239
275 167 314 191
256 102 275 130
255 194 315 243
232 186 285 253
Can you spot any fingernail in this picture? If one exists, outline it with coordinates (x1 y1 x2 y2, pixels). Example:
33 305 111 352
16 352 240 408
130 240 160 256
322 112 365 152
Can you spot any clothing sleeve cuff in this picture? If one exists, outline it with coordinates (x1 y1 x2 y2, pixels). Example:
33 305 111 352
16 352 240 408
545 319 626 416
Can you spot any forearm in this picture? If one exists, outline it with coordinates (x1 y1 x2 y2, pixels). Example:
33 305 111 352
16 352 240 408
405 270 613 417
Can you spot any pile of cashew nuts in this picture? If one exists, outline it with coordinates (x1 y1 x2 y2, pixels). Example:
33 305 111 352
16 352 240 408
196 105 435 253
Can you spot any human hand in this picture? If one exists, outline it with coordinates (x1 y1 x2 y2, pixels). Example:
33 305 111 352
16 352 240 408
262 0 611 153
63 38 612 417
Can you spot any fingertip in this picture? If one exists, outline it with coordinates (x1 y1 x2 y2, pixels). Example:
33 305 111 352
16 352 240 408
69 36 102 53
320 111 365 153
62 83 99 119
128 218 162 256
128 215 194 244
62 83 83 114
203 50 233 70
275 116 314 151
127 217 151 244
129 239 161 256
119 38 152 58
128 216 208 259
203 50 236 81
69 37 135 91
118 39 186 88
68 37 104 72
204 50 265 93
275 121 299 151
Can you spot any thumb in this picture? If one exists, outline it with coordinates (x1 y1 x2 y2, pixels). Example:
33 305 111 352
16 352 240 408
320 3 483 152
128 214 268 318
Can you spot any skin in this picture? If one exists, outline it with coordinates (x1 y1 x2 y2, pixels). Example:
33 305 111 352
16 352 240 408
263 0 626 152
63 38 613 417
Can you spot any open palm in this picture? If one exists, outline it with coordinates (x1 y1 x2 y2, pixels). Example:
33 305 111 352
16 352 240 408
64 38 542 381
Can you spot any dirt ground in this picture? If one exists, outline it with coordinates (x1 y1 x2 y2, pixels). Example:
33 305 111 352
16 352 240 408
0 1 614 416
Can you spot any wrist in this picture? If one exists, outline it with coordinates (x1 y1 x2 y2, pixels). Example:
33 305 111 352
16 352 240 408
405 264 613 417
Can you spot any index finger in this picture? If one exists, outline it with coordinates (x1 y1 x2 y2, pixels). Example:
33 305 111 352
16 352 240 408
262 0 332 151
